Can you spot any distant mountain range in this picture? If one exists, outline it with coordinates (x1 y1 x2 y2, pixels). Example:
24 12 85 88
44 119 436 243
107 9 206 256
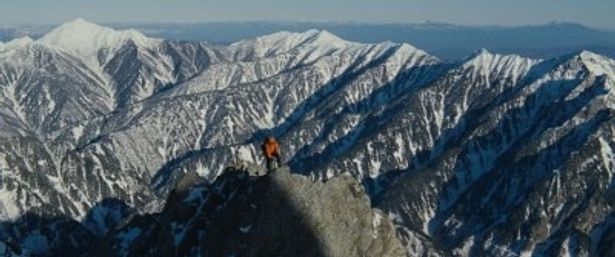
2 21 615 61
1 19 614 256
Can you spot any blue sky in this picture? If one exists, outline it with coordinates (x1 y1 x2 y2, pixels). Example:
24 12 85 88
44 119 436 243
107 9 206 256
2 0 614 29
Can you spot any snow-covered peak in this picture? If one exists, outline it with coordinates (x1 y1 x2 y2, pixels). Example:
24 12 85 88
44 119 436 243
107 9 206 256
577 50 615 79
462 48 506 69
253 29 348 47
397 43 419 52
38 18 159 65
460 48 538 79
0 36 33 51
397 43 434 59
307 30 350 47
228 29 354 59
463 48 493 64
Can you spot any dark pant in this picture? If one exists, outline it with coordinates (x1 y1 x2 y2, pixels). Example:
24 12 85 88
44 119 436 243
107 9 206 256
266 154 282 171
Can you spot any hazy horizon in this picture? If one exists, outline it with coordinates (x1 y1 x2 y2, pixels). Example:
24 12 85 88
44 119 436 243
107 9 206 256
1 0 614 30
2 19 614 34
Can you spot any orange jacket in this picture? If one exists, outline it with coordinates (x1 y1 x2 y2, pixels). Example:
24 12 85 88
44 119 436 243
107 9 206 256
262 138 280 159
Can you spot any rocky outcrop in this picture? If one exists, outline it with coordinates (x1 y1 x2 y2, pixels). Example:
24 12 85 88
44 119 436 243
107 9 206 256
89 167 405 257
0 239 22 257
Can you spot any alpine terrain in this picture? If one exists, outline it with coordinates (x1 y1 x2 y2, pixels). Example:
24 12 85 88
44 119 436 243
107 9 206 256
0 19 614 257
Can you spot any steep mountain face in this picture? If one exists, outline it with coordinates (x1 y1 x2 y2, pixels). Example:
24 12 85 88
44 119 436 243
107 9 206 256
375 51 615 257
90 167 405 257
0 19 614 257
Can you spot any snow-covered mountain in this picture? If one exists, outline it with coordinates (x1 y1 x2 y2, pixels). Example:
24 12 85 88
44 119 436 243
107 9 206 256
0 19 614 256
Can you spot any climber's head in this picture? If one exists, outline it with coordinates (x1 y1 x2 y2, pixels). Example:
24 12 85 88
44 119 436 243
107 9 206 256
266 136 276 143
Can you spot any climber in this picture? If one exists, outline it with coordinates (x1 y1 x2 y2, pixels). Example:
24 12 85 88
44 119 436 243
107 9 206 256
261 136 282 172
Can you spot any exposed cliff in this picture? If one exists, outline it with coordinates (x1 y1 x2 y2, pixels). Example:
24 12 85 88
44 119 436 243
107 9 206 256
90 167 405 257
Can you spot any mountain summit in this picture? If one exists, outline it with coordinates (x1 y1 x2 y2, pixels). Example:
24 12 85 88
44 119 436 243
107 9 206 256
38 18 158 65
